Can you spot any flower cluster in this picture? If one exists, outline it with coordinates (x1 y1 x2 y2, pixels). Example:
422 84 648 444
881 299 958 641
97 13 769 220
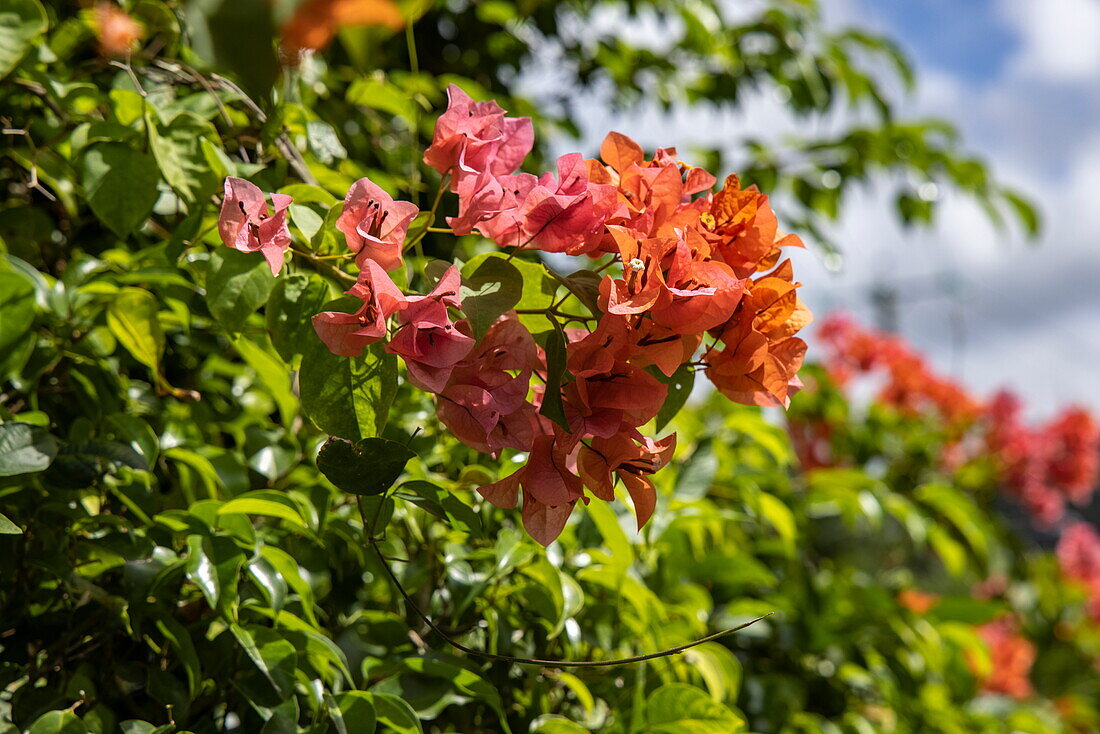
1057 522 1100 620
812 314 1100 526
971 616 1036 700
899 590 1036 699
216 84 812 545
421 86 810 543
817 314 981 430
984 391 1100 525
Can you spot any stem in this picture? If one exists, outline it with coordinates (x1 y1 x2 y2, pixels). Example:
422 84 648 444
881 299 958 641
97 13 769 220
357 496 772 667
515 308 593 322
406 24 422 202
290 247 356 286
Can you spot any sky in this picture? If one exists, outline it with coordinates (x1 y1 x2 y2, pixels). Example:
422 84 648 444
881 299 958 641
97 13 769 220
810 0 1100 416
528 0 1100 418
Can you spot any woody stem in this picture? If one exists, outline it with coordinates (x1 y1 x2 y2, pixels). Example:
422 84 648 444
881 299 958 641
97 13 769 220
355 495 773 667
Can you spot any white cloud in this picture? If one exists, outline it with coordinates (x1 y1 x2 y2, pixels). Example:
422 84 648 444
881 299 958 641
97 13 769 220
1000 0 1100 82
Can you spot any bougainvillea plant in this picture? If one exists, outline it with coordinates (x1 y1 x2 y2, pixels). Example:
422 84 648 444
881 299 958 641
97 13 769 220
809 314 1099 526
218 85 812 544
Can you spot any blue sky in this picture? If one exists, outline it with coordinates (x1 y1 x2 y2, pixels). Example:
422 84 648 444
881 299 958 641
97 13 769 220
817 0 1100 415
871 0 1018 82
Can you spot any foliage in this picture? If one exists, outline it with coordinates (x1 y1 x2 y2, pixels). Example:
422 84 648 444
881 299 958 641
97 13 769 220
0 1 1094 734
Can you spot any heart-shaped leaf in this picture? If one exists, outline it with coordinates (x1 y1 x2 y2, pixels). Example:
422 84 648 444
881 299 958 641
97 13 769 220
316 436 415 496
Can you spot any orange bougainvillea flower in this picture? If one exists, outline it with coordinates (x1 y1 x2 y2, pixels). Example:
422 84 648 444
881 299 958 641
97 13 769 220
477 433 584 546
897 589 940 615
578 432 676 529
281 0 404 56
701 174 804 278
705 259 810 408
969 616 1036 700
93 3 144 57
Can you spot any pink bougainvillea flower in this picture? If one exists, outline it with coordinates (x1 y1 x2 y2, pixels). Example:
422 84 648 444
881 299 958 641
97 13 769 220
477 433 584 545
336 177 419 272
578 432 676 529
513 153 622 254
311 259 406 356
1058 523 1100 620
423 84 533 182
437 314 541 456
218 177 293 276
386 266 474 392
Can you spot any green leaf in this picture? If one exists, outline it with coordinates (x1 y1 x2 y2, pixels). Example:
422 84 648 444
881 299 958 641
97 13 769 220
755 492 797 557
247 555 288 614
371 693 422 734
459 254 523 339
0 270 36 353
676 438 717 500
316 436 414 496
104 413 160 465
397 480 483 535
399 658 510 733
107 288 165 373
229 624 297 707
299 340 397 440
464 252 559 333
156 616 202 699
43 440 148 490
307 120 348 165
347 77 416 119
925 596 1004 626
218 492 308 528
146 110 222 203
531 717 588 734
539 316 569 431
27 709 89 734
0 0 47 78
265 273 332 361
0 422 57 476
654 364 694 432
205 248 276 332
233 335 297 425
1002 187 1040 238
81 143 161 238
645 684 744 733
684 643 743 706
184 0 278 102
557 269 603 316
333 691 377 734
585 498 633 572
0 512 21 534
184 534 245 615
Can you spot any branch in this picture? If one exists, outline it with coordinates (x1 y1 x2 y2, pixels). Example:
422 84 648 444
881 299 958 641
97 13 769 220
357 497 772 667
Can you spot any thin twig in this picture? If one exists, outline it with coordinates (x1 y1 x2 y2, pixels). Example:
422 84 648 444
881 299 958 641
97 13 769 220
357 497 772 667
